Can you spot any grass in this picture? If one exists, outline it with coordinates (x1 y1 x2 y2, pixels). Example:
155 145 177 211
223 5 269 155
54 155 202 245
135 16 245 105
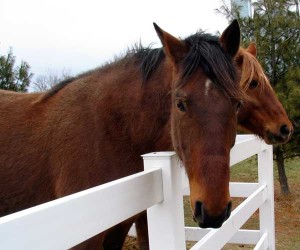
124 157 300 249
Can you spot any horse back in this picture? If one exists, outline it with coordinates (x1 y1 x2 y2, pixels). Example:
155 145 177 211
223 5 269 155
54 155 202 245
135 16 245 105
0 90 56 216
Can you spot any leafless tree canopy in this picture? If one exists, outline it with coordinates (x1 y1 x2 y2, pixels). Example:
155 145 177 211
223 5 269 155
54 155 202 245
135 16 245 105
32 69 72 92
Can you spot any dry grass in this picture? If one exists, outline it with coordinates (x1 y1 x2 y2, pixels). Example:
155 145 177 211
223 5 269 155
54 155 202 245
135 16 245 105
124 157 300 249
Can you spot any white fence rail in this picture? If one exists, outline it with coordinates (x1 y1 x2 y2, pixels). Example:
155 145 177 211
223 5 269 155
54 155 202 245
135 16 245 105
0 169 163 249
0 135 275 250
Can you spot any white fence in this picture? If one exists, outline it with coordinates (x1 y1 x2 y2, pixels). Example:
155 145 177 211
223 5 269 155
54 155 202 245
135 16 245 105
0 135 275 250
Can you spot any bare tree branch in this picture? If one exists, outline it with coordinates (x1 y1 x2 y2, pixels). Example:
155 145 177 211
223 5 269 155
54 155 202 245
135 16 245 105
32 69 72 92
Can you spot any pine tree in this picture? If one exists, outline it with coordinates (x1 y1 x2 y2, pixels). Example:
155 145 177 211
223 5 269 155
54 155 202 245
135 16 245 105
0 48 33 92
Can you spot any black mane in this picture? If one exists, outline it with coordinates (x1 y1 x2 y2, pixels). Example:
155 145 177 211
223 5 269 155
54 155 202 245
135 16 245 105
137 32 241 99
135 46 165 84
41 77 75 100
42 32 241 101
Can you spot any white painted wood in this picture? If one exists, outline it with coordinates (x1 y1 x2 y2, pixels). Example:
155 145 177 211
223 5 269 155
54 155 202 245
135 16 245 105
143 152 186 250
254 233 268 250
128 223 137 236
131 225 260 245
183 182 259 198
0 169 163 250
185 228 260 245
190 185 267 250
185 227 211 241
229 229 261 245
258 145 275 250
235 134 258 143
229 182 260 197
230 136 267 166
182 187 190 196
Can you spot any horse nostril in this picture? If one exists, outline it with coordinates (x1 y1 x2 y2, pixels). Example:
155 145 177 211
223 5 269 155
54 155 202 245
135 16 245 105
194 201 203 223
194 201 231 228
195 201 202 216
280 124 290 136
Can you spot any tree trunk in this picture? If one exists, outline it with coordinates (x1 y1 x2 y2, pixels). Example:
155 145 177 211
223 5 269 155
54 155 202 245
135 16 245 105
274 145 290 195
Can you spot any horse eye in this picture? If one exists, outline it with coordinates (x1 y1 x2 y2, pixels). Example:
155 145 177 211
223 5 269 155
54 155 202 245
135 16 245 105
176 100 186 112
249 80 258 89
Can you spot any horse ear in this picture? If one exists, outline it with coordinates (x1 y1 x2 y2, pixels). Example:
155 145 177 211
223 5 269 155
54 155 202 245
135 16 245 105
153 23 188 63
247 42 257 57
219 19 240 58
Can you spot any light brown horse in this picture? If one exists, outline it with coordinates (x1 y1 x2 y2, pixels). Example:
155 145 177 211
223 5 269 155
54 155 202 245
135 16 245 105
0 21 243 249
235 42 293 143
129 43 294 250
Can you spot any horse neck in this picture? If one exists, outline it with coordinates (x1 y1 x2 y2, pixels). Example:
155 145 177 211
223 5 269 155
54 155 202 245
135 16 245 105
89 57 174 154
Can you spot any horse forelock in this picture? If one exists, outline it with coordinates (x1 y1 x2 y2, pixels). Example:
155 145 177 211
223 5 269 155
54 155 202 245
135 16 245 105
239 49 271 91
180 32 244 101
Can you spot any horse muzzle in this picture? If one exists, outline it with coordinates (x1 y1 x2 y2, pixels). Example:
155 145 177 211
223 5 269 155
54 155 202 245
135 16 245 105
193 201 232 229
266 124 293 144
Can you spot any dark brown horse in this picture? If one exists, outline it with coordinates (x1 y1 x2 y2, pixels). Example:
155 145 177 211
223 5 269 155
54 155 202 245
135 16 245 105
0 21 242 249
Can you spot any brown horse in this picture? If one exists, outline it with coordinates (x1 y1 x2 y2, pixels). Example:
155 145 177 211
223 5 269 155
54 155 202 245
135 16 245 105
0 21 242 249
235 42 293 143
131 43 294 250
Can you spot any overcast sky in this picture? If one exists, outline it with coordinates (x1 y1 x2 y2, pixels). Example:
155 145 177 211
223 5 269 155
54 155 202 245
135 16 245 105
1 0 229 80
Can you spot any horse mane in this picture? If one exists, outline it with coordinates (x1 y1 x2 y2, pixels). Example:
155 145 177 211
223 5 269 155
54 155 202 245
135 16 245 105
138 32 244 100
238 48 270 91
135 45 165 84
38 70 96 102
38 45 147 102
40 77 75 101
40 32 245 102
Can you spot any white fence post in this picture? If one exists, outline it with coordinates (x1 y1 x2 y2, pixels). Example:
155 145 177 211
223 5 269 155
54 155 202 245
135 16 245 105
257 144 275 250
142 152 186 250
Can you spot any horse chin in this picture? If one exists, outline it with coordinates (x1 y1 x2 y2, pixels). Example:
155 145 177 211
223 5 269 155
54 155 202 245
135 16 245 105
265 131 291 145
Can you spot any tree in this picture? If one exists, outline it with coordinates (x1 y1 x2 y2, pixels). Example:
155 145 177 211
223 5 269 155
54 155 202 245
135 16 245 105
276 68 300 156
274 67 300 194
0 48 33 92
217 0 300 195
32 69 72 92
